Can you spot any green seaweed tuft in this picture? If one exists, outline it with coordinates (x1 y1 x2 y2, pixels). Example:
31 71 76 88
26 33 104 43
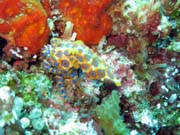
95 91 130 135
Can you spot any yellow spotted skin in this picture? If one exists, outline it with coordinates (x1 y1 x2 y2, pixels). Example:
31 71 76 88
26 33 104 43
42 38 121 87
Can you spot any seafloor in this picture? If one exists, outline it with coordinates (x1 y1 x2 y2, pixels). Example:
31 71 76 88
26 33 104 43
0 0 179 135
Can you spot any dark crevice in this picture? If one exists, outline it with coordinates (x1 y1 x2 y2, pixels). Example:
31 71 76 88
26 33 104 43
0 36 8 56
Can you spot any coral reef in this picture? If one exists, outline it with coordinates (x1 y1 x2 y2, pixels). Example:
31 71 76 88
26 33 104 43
44 109 98 135
0 0 179 134
107 0 172 62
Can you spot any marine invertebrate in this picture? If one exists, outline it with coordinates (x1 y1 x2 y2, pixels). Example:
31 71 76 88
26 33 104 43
58 0 113 45
0 0 50 54
41 37 121 99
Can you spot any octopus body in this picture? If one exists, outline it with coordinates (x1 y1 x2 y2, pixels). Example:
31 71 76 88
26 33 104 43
42 38 120 99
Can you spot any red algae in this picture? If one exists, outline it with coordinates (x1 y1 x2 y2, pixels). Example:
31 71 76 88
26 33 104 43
58 0 113 45
0 0 50 54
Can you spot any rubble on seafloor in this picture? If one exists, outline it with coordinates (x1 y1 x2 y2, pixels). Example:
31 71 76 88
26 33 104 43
0 0 180 135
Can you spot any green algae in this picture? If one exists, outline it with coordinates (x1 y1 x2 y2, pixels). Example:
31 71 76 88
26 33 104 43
95 91 130 135
0 71 52 104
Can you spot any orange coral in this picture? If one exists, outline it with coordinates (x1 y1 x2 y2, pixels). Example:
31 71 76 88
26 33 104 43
0 0 50 54
58 0 113 45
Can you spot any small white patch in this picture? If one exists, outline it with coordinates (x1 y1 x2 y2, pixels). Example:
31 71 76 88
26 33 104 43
24 47 28 50
168 94 177 103
70 32 77 41
177 103 180 108
157 103 161 109
0 86 11 103
164 102 168 106
133 109 158 127
10 49 23 59
16 48 21 53
161 85 169 92
33 55 37 59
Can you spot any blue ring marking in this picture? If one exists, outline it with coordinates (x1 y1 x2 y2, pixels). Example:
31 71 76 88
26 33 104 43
56 51 63 57
89 71 96 77
64 50 69 56
81 64 89 70
63 95 68 99
61 60 69 67
97 69 105 77
70 70 78 77
53 62 59 67
72 79 77 84
62 70 68 76
59 89 66 94
50 68 56 73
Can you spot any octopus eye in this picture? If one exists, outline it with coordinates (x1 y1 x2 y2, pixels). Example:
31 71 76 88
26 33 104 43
97 70 105 78
61 60 69 67
56 51 62 57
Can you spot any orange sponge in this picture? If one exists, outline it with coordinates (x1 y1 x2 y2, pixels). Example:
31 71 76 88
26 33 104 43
58 0 113 45
0 0 50 54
